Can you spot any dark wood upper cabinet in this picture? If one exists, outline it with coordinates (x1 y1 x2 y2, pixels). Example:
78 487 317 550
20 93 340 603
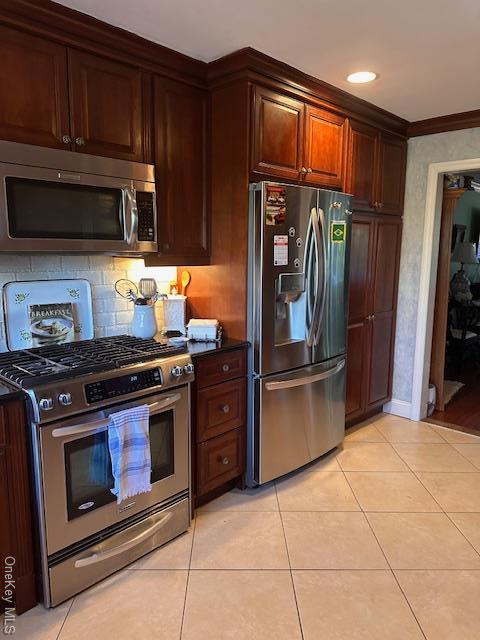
251 86 304 180
376 134 407 215
346 120 378 211
347 121 406 216
0 26 70 149
68 49 147 161
150 77 208 265
303 106 346 188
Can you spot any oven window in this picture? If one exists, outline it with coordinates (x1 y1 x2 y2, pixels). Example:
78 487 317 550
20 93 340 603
6 177 123 240
64 410 175 521
150 409 175 484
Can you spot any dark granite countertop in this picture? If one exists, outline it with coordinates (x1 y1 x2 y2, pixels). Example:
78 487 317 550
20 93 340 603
185 337 249 358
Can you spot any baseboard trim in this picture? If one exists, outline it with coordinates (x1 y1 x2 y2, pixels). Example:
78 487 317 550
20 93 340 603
383 399 412 419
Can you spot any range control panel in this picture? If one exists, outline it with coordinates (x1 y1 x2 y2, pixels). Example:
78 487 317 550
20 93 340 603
85 367 162 404
136 191 155 242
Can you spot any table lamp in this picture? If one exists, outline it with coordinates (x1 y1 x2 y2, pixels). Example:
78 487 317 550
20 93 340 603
451 241 478 301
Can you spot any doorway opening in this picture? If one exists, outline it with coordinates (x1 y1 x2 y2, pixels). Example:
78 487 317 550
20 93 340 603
410 157 480 437
427 175 480 433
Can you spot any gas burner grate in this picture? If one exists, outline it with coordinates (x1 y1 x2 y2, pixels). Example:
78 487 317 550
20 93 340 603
0 335 186 388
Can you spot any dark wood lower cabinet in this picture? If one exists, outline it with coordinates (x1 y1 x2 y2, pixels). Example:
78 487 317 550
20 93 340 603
0 399 37 615
197 428 244 496
345 322 369 420
346 214 402 425
191 347 247 507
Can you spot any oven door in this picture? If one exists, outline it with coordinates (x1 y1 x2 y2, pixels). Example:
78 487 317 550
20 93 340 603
0 163 156 254
39 385 189 555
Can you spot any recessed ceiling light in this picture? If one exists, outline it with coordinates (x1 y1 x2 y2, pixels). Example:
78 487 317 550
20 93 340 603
346 71 377 84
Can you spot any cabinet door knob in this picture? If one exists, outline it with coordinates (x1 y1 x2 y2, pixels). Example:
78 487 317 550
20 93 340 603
377 202 384 209
307 167 313 174
221 404 231 414
300 167 308 175
222 363 230 372
218 456 230 465
75 137 85 146
62 134 71 144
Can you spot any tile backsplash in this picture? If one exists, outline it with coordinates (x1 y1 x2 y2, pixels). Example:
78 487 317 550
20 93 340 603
0 255 176 351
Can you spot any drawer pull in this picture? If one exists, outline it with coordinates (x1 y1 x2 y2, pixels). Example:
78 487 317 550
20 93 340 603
218 456 230 465
221 404 231 414
222 363 230 372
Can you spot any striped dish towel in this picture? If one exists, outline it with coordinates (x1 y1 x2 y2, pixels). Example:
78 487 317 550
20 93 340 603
107 405 152 504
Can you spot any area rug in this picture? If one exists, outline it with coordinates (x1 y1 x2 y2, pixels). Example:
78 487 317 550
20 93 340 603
443 380 465 406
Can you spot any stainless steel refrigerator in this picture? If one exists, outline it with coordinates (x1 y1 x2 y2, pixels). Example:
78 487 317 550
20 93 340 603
247 181 352 486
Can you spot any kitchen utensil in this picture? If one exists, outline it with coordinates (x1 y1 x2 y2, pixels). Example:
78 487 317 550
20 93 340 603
115 279 139 301
139 278 158 302
180 270 191 295
132 298 157 339
3 279 94 350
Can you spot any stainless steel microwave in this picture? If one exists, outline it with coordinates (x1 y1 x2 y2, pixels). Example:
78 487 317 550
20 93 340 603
0 141 157 255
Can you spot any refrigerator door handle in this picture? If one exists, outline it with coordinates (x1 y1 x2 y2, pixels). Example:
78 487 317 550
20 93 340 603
314 207 328 346
305 214 314 337
306 207 321 347
265 358 345 391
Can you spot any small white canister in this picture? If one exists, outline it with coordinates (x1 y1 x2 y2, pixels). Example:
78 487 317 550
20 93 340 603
162 295 186 334
132 300 157 339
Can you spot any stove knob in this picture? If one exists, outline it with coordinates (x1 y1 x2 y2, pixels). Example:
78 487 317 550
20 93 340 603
39 397 54 411
58 392 72 406
171 365 183 378
183 363 194 375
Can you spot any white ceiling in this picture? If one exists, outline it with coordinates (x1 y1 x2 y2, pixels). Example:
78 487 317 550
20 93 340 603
55 0 480 121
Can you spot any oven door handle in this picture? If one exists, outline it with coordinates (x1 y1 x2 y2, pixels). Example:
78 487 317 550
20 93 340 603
74 511 173 569
51 393 181 439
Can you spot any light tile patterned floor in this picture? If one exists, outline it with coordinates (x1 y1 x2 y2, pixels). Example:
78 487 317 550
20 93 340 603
8 414 480 639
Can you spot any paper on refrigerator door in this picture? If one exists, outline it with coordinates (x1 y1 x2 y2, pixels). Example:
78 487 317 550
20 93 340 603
273 235 288 266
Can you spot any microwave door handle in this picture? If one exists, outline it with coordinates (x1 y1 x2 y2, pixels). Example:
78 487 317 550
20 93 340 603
123 186 138 246
51 393 182 438
74 511 173 568
265 359 345 391
314 208 328 346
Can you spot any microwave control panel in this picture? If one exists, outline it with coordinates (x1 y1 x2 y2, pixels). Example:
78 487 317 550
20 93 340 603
136 191 155 242
85 367 162 403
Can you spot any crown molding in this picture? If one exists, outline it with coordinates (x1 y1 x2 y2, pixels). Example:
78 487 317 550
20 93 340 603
0 0 207 86
208 47 409 136
408 109 480 137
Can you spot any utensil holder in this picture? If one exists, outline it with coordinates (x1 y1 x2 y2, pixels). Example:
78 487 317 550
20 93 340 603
132 301 157 339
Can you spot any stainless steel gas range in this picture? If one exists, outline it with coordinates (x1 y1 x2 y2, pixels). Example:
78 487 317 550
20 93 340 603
0 336 194 607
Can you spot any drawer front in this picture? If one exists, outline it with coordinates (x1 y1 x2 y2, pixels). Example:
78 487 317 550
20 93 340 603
196 379 246 442
196 349 246 388
196 428 244 496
